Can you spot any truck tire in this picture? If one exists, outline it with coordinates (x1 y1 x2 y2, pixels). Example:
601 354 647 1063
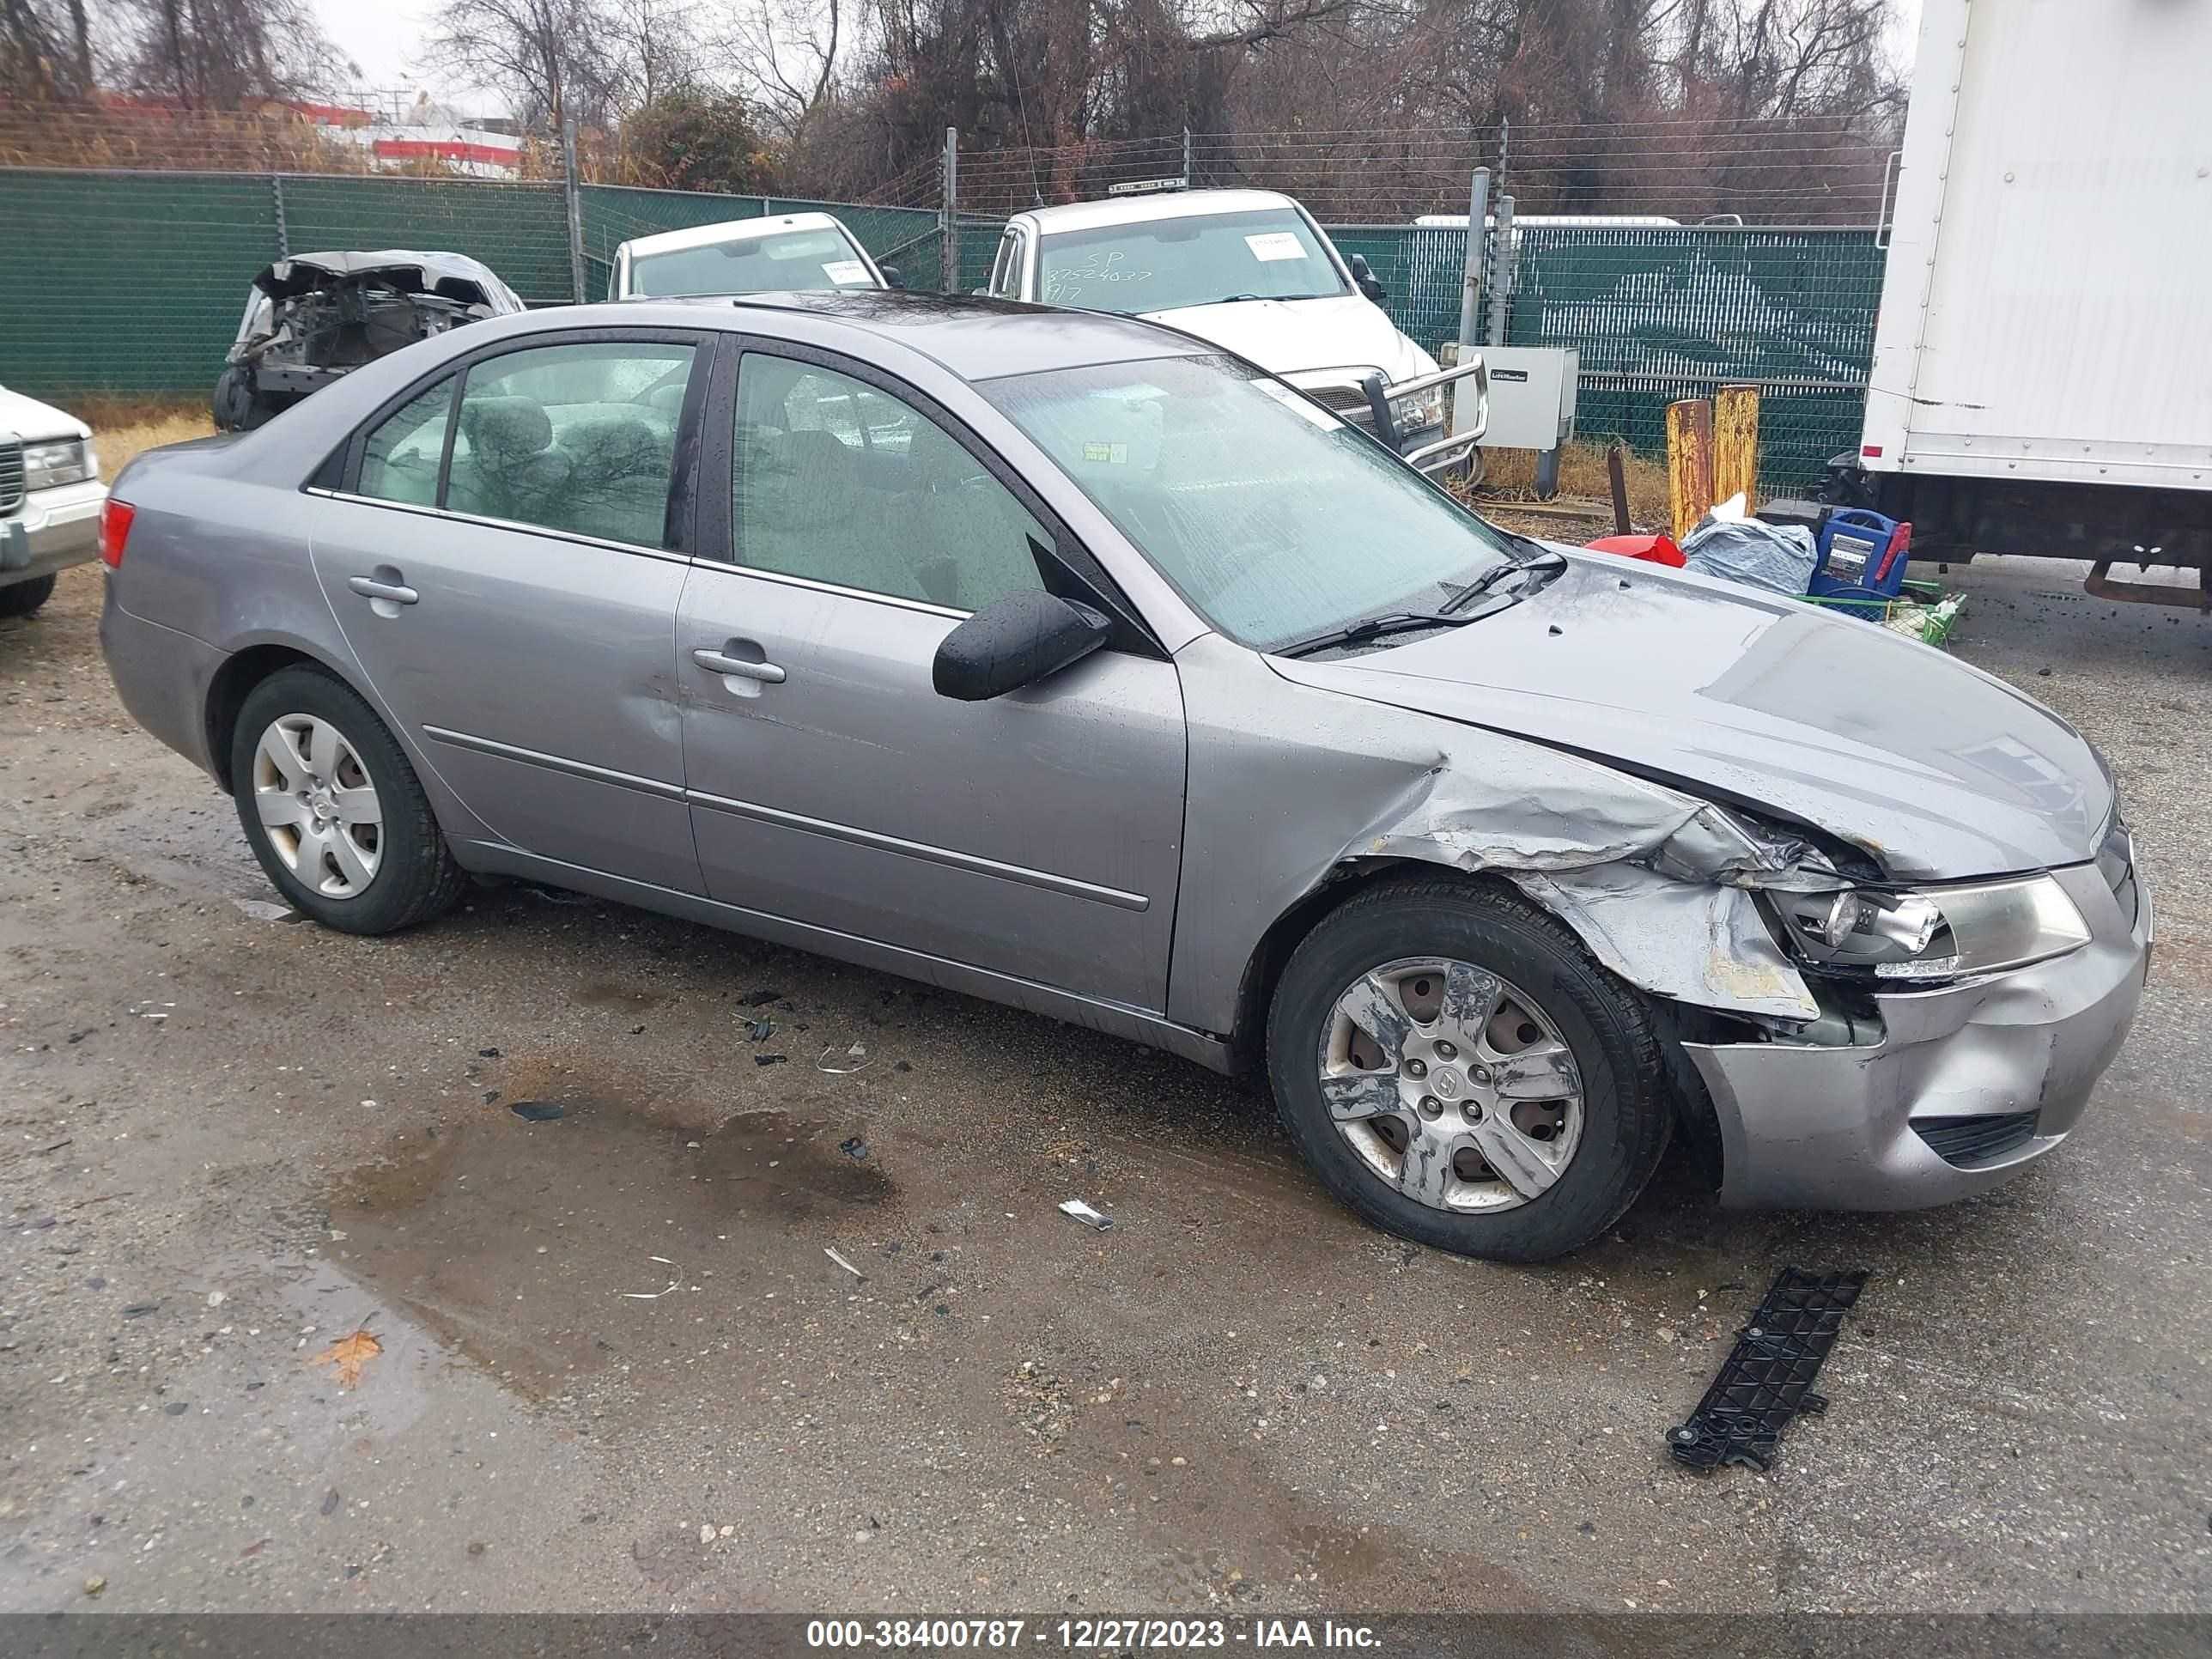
0 574 58 618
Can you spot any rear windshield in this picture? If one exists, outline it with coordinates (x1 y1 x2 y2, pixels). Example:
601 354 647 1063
1034 209 1347 313
628 228 876 298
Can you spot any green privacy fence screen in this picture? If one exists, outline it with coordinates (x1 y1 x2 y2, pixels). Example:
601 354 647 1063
0 167 1879 486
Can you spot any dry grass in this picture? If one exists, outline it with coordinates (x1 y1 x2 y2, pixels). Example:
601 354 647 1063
1472 440 1673 531
78 398 216 480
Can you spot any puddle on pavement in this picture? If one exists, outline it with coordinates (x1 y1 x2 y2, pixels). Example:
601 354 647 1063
325 1087 894 1398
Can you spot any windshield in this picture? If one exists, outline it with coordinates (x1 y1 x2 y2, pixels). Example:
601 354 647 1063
628 228 876 297
983 354 1516 651
1035 209 1349 313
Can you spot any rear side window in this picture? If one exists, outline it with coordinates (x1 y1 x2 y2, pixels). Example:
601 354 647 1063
356 378 453 506
443 342 697 548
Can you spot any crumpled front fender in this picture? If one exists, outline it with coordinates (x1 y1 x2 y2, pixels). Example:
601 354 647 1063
1169 635 1824 1036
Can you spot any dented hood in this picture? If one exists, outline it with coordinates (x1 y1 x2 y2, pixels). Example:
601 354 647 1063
1269 555 2112 881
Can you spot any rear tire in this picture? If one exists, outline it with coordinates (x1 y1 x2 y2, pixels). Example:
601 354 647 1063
0 574 58 618
1266 874 1671 1263
228 665 465 934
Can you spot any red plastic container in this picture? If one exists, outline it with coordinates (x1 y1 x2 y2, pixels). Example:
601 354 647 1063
1583 532 1686 568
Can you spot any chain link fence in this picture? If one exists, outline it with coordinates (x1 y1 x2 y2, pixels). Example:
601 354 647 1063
0 152 1881 487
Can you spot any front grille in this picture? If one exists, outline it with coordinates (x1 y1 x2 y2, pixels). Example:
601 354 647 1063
0 438 23 514
1300 382 1376 423
1912 1111 2039 1167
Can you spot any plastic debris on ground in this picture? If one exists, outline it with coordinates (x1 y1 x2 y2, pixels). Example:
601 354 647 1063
618 1257 681 1299
817 1041 870 1074
823 1246 866 1280
1058 1199 1115 1231
508 1100 564 1122
1668 1267 1868 1473
1680 493 1818 596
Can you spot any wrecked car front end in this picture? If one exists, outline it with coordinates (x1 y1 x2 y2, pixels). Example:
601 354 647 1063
1682 827 2147 1208
1170 575 2149 1212
213 251 526 431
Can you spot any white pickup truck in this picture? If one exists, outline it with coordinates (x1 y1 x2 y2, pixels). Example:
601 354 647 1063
981 189 1480 474
0 386 106 619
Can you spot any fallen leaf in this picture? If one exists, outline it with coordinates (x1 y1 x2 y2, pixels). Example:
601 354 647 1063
311 1328 382 1389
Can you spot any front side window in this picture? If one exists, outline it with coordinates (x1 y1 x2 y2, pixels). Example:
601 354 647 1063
356 377 453 506
444 341 696 547
1035 210 1347 313
629 228 877 298
732 353 1048 611
983 353 1515 650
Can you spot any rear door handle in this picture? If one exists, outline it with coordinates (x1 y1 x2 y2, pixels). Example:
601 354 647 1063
347 575 418 605
692 647 785 684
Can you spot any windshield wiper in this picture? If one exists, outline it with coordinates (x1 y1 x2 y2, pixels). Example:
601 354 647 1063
1272 611 1477 659
1437 544 1569 615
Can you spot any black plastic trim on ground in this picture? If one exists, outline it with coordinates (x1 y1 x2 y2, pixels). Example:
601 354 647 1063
1912 1110 2039 1166
1668 1267 1867 1473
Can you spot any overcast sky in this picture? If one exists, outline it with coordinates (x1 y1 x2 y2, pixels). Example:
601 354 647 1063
310 0 1929 118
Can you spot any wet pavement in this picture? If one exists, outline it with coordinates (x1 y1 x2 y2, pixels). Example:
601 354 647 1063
1 558 2209 1613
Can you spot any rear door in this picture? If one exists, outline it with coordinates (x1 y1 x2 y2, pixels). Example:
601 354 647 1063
307 328 711 892
673 339 1186 1010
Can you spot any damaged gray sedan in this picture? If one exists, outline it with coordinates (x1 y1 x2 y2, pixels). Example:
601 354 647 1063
99 293 2149 1261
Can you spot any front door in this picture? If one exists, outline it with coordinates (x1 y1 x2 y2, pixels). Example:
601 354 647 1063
308 332 708 892
675 346 1186 1010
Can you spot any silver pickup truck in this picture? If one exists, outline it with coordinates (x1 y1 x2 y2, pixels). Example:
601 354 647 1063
0 386 106 618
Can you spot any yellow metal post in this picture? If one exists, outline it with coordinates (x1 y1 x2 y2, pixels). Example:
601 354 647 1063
1666 398 1715 543
1712 383 1761 509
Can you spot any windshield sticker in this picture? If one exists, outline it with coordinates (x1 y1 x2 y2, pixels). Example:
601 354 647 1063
1080 441 1131 465
1245 232 1308 262
823 259 872 286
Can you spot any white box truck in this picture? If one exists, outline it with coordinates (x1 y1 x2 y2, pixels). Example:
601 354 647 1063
1832 0 2211 601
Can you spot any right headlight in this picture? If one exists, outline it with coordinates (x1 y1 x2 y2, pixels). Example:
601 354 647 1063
1388 386 1445 435
1775 873 2091 982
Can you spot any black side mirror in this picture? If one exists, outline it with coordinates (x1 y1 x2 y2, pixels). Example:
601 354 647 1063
933 589 1110 701
1348 253 1387 303
881 264 907 289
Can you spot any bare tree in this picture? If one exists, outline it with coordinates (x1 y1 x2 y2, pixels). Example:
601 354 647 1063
605 0 699 108
1 0 95 99
426 0 623 131
718 0 844 149
107 0 341 106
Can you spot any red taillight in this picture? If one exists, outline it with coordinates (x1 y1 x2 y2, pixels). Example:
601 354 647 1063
1861 443 1884 459
100 499 135 568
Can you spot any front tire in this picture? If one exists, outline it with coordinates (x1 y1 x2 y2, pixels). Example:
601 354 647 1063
1266 875 1671 1263
228 665 464 933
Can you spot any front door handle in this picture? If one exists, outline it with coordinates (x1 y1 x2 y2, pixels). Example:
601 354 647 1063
347 575 418 605
692 647 785 684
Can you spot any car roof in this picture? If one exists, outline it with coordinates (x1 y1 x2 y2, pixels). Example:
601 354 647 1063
1013 188 1302 236
617 212 854 258
606 289 1212 382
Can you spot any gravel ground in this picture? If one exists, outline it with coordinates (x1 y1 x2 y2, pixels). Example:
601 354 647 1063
1 556 2208 1614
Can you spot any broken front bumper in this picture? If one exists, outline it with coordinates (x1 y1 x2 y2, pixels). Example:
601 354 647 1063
1681 854 2150 1209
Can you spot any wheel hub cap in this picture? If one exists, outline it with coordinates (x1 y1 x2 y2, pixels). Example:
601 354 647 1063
250 714 384 900
1316 957 1585 1214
